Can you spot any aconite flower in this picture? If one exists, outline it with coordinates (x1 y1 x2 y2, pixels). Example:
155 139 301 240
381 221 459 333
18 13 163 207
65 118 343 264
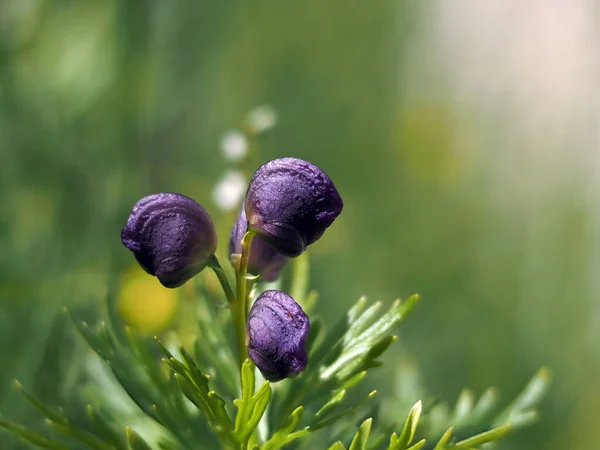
229 205 289 282
244 157 343 257
121 193 217 288
247 290 309 382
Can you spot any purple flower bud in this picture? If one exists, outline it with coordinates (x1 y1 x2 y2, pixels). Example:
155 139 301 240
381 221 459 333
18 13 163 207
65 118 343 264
229 205 289 282
244 158 343 257
121 193 217 288
247 290 309 382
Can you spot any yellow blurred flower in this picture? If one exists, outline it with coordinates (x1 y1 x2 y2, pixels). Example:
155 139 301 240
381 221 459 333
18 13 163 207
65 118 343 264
118 266 179 333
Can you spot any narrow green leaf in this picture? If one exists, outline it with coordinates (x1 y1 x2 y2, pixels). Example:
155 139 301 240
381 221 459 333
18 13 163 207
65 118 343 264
470 387 499 425
349 418 372 450
433 428 454 450
361 295 420 343
339 335 397 380
450 389 474 424
167 357 189 377
336 371 368 393
14 381 68 426
46 420 113 450
493 367 551 427
311 297 368 365
0 418 71 450
174 374 216 423
87 405 124 446
262 407 304 450
507 410 538 429
406 439 426 450
234 360 256 443
310 391 377 431
154 337 175 359
67 313 110 359
394 401 422 449
328 442 348 450
453 424 511 449
246 382 272 435
345 302 382 344
126 427 152 450
321 295 420 382
315 390 346 420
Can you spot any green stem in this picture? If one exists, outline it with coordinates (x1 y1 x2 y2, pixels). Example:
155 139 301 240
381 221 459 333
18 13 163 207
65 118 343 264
209 256 236 304
234 230 256 368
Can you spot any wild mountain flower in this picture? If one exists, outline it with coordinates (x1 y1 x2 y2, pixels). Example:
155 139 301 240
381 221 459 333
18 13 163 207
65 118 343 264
229 205 289 281
244 157 343 257
246 290 309 381
121 193 217 288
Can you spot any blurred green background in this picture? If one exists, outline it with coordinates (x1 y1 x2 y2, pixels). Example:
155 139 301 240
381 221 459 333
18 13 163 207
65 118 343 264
1 1 597 448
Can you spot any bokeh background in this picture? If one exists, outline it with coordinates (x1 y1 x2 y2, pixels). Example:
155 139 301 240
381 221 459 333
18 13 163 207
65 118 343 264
1 1 598 448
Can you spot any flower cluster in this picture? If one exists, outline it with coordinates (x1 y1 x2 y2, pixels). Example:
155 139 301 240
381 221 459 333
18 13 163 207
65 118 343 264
121 157 343 380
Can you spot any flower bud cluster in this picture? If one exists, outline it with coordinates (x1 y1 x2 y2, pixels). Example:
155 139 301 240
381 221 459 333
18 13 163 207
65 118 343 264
121 157 342 380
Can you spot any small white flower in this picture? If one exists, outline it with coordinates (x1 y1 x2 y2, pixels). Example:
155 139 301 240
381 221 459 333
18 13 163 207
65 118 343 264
220 130 248 162
246 105 278 134
212 170 247 211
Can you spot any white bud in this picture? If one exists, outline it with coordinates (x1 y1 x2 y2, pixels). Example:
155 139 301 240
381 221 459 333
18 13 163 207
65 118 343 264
220 130 248 162
246 105 278 134
212 170 247 211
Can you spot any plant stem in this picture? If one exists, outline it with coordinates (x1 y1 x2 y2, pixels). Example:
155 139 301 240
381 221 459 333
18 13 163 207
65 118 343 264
209 256 236 304
234 230 256 368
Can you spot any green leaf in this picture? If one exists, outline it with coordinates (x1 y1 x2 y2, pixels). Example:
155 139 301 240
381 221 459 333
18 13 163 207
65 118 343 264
391 401 422 449
45 420 113 450
493 367 551 429
310 297 368 366
262 407 304 450
310 391 377 431
406 440 426 450
469 387 499 426
87 405 125 446
433 428 454 450
320 295 420 382
349 418 372 450
344 302 382 345
14 381 68 426
452 424 511 449
451 390 474 423
126 427 153 450
234 360 272 446
328 442 348 450
67 311 111 360
15 382 113 450
0 418 71 450
315 390 346 420
336 371 368 393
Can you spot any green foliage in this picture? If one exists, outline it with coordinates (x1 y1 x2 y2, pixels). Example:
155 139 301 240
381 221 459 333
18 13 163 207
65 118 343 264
0 286 550 449
233 360 271 447
0 109 550 449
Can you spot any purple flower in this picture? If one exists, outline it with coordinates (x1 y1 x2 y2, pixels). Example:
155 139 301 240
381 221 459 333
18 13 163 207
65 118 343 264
247 290 309 382
244 158 343 257
229 205 289 282
121 193 217 288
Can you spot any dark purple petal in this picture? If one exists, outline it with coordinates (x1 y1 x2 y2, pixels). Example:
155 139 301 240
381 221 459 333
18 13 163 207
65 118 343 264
244 158 343 257
229 205 289 282
121 193 217 288
247 290 309 382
